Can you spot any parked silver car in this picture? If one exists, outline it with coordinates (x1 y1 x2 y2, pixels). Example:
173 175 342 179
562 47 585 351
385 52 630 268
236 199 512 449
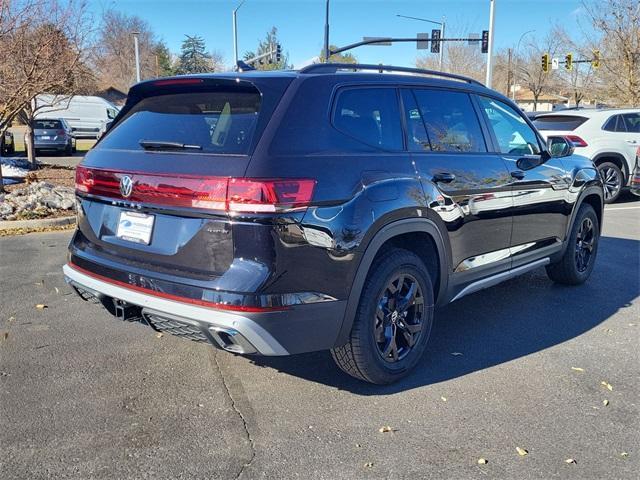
28 118 76 155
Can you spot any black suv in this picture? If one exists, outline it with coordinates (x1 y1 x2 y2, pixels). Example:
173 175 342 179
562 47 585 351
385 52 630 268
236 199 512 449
64 64 603 384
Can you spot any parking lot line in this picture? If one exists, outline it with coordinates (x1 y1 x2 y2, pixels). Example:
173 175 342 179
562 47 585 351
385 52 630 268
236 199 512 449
604 205 640 211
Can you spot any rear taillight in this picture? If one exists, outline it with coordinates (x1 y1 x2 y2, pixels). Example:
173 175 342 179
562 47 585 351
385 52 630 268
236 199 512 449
56 129 65 136
75 166 316 213
565 135 588 147
227 178 316 212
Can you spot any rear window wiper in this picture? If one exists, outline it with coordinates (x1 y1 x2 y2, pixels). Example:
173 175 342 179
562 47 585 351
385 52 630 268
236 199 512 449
139 140 203 150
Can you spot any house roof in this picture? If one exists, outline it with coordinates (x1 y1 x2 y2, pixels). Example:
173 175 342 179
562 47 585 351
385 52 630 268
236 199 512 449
515 89 568 102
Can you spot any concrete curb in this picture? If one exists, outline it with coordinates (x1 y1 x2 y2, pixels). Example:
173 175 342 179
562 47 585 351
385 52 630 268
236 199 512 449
0 215 76 231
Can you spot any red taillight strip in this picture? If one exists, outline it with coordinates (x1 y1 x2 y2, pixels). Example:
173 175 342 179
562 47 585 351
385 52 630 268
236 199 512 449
75 166 316 213
68 262 289 312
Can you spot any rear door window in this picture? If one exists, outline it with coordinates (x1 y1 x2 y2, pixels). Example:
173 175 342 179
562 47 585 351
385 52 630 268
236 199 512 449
411 89 487 153
622 113 640 133
332 87 403 150
98 89 261 155
533 115 588 131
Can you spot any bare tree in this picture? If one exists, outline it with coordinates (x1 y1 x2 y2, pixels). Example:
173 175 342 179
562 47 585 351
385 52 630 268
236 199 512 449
516 33 562 111
0 0 92 190
93 9 163 91
581 0 640 106
553 26 598 107
417 40 485 83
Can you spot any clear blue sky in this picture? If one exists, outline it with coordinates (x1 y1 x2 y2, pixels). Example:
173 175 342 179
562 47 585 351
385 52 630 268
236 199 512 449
94 0 592 67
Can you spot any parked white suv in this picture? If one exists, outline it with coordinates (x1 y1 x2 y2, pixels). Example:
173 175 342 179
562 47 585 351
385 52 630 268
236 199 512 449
534 108 640 203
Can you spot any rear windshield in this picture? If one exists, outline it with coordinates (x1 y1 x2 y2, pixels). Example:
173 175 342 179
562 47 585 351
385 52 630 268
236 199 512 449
533 115 588 131
98 89 262 155
34 120 62 129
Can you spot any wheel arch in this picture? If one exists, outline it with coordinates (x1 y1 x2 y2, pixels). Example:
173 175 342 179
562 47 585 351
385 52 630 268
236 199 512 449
593 152 629 181
332 218 450 348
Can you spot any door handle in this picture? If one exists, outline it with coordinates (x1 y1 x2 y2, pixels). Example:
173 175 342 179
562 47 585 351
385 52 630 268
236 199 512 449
432 172 456 183
511 170 526 180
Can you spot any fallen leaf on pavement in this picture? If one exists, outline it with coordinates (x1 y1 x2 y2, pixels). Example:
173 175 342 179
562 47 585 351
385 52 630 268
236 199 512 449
477 458 488 465
441 396 447 402
603 399 609 406
364 462 374 468
379 426 393 433
35 304 47 310
516 447 528 456
571 367 584 372
155 332 163 338
600 381 613 391
565 458 576 464
8 316 15 323
620 452 628 458
54 287 59 294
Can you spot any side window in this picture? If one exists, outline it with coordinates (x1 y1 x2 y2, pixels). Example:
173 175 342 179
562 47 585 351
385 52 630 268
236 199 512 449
107 108 118 120
602 115 618 132
412 89 486 153
622 113 640 133
332 88 403 150
401 89 430 151
478 96 541 155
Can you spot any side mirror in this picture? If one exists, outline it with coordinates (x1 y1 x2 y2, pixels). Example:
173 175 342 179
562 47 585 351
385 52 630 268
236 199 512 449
547 136 575 158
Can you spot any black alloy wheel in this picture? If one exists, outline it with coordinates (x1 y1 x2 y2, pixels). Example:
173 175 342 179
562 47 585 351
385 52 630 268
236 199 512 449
374 273 425 363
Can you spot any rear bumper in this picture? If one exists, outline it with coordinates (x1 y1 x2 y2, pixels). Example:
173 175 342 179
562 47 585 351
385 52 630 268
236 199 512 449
63 263 346 356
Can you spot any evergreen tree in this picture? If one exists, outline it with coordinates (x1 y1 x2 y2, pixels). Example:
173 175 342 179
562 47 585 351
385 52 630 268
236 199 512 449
176 35 212 74
154 41 174 77
243 27 290 71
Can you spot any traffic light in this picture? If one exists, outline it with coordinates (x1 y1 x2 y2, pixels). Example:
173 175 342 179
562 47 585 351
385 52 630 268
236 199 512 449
592 49 600 69
481 30 489 54
430 29 441 54
541 53 550 73
565 53 573 71
275 43 282 63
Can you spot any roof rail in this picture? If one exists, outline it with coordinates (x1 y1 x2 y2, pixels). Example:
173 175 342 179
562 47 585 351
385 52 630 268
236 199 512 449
299 63 484 86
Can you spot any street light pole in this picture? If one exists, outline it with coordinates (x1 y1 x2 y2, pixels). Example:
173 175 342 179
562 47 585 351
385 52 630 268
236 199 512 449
485 0 495 88
324 0 330 62
232 0 246 69
512 29 535 100
132 31 141 83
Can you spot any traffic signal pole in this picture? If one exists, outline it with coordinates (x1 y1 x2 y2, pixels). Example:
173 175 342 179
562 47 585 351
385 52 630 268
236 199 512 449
324 0 330 62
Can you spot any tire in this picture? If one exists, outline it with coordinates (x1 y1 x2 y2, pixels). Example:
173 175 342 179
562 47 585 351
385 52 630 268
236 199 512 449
546 204 599 285
65 144 73 156
597 161 624 204
331 248 435 384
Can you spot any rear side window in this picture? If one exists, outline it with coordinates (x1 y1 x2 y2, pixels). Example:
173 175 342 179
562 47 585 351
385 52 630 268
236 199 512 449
34 120 62 129
533 115 588 131
332 88 403 150
412 89 486 153
99 89 261 155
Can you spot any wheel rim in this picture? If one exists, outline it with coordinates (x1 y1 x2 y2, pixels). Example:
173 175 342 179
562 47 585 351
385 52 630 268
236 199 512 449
575 217 595 273
374 273 424 363
600 166 621 201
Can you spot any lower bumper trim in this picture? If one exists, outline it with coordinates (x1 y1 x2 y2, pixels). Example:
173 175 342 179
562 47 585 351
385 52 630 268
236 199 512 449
63 263 289 356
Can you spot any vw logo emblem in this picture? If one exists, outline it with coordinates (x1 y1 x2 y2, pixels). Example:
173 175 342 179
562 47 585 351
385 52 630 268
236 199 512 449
120 175 133 198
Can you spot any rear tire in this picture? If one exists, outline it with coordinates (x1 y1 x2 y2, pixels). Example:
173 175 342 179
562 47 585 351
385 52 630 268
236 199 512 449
597 161 623 204
546 204 599 285
331 249 434 384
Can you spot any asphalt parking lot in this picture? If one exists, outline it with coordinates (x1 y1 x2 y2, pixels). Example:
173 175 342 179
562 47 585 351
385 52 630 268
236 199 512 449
1 198 638 479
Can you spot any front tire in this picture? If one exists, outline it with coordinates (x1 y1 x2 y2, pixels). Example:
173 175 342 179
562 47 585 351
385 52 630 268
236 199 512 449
331 249 434 384
597 162 623 204
546 204 599 285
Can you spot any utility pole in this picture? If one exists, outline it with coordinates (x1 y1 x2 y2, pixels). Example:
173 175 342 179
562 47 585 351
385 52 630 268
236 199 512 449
132 31 141 83
439 17 445 70
232 1 246 69
507 48 512 97
324 0 330 62
485 0 495 88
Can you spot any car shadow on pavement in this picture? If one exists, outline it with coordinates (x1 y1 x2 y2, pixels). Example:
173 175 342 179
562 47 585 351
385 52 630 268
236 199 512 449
250 236 639 394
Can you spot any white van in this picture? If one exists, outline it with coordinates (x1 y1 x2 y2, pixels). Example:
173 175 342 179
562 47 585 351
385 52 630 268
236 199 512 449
35 95 120 139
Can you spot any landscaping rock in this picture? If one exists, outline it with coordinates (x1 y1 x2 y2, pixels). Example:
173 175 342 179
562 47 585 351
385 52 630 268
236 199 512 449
0 181 76 220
